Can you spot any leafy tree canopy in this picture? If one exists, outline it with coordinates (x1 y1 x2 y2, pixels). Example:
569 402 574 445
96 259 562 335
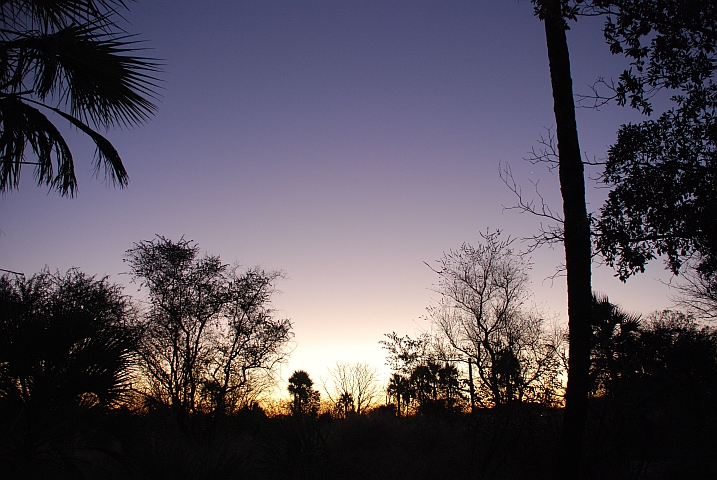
585 0 717 280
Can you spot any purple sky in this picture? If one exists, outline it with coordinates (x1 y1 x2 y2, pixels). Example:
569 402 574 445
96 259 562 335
0 1 674 391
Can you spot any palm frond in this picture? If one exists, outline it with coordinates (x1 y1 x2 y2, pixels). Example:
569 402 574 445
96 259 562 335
0 0 160 195
46 102 128 188
0 96 76 195
1 1 129 30
7 21 160 127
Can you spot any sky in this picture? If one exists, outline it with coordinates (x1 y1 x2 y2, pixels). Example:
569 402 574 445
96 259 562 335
0 0 676 395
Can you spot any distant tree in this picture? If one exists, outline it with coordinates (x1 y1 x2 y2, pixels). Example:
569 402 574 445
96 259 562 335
672 263 717 321
383 358 465 415
288 370 320 417
406 361 466 413
380 332 431 415
436 363 463 411
386 373 411 417
380 332 429 378
410 362 440 407
0 0 160 196
0 268 137 411
323 362 380 417
125 236 292 415
336 392 354 417
427 231 563 407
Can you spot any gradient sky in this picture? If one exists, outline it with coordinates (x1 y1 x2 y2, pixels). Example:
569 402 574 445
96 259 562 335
0 1 675 393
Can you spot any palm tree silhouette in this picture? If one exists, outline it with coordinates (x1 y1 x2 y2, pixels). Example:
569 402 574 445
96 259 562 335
590 293 641 397
0 0 160 196
288 370 319 416
387 373 411 416
337 392 354 417
0 268 139 480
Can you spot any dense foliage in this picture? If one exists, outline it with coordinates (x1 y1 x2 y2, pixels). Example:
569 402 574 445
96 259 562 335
588 0 717 281
1 256 715 478
0 268 137 411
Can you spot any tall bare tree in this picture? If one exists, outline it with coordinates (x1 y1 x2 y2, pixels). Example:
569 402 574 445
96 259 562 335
322 362 380 417
428 231 563 407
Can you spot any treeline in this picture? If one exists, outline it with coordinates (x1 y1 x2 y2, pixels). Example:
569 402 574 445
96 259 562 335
380 307 717 415
377 233 717 422
269 232 717 478
2 234 717 478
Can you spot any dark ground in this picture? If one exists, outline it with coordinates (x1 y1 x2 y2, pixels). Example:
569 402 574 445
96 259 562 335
2 398 715 480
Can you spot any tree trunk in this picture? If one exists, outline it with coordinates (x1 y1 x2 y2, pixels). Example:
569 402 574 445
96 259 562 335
540 1 593 477
468 358 476 412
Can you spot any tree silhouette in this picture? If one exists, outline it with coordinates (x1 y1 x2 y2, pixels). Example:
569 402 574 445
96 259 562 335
587 0 717 283
380 332 429 377
0 268 137 411
437 363 463 411
672 266 717 321
381 332 429 415
529 2 716 472
532 2 593 474
591 308 717 403
0 0 160 196
337 392 354 417
410 362 440 407
386 373 411 417
428 231 562 406
323 362 379 417
589 293 641 397
288 370 320 417
408 361 466 413
126 236 225 415
125 236 291 415
204 267 293 414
